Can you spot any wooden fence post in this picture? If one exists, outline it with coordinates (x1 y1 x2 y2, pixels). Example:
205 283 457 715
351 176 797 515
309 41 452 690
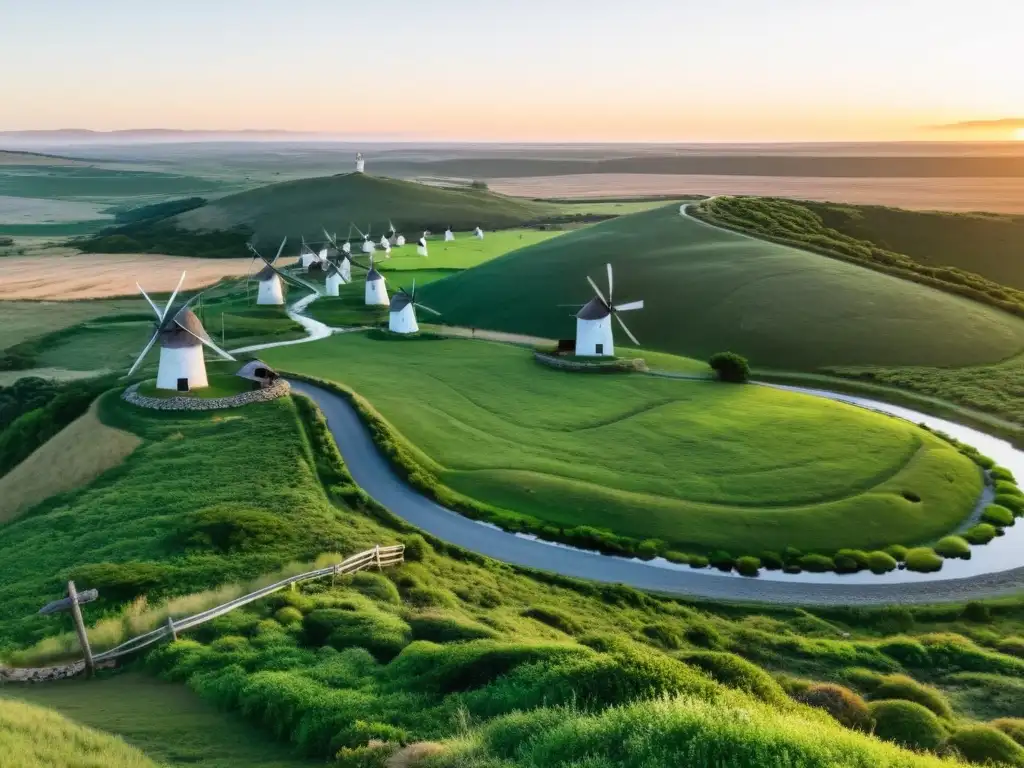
67 581 95 678
375 544 382 571
166 616 177 642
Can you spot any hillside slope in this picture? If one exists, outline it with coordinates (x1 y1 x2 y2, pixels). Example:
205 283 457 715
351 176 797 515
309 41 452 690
420 205 1024 370
173 173 555 240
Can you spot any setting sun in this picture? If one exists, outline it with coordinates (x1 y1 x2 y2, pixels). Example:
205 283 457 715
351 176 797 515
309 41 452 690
1015 128 1024 140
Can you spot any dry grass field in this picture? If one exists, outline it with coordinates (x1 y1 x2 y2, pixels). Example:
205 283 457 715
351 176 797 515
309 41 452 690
0 398 141 523
490 174 1024 213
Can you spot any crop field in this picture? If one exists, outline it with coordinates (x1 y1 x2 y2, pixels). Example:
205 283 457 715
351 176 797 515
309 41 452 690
0 299 147 352
261 333 980 556
419 205 1024 371
0 165 226 202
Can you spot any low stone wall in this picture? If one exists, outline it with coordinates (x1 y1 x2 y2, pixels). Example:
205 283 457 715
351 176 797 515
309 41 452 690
1 659 116 683
534 352 648 373
122 380 290 411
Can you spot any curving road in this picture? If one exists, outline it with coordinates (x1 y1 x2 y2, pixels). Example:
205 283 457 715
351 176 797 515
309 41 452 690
290 380 1024 605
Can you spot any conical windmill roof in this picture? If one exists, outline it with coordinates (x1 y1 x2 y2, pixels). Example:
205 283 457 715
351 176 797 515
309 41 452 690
366 267 383 282
576 297 611 320
158 307 211 349
389 291 413 312
256 263 278 281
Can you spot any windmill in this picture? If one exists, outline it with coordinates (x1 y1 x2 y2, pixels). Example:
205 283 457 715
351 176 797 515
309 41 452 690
356 223 375 254
564 263 644 357
342 224 353 255
388 279 440 334
389 220 406 247
474 226 485 240
352 254 389 306
355 152 365 173
444 226 455 242
417 232 429 257
125 271 235 391
299 237 317 271
246 238 320 306
323 230 353 293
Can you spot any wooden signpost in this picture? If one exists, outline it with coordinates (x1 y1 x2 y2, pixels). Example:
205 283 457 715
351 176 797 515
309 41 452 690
38 581 98 677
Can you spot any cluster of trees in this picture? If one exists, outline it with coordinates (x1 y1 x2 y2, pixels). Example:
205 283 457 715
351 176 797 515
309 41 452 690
77 221 252 259
112 196 206 224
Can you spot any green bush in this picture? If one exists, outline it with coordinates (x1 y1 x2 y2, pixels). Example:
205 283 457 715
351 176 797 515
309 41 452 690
993 719 1024 747
302 609 411 661
403 586 457 609
185 504 293 553
521 606 582 636
796 684 873 732
996 637 1024 659
401 534 430 562
641 622 684 650
708 352 750 383
961 602 992 623
274 607 304 626
904 548 943 573
934 536 971 559
687 555 709 569
683 622 725 650
68 561 173 603
868 699 947 751
884 545 908 562
798 554 835 573
348 571 401 605
995 480 1022 497
735 556 761 577
758 551 783 570
995 493 1024 515
867 551 898 574
990 466 1017 483
406 612 498 643
872 674 953 719
982 504 1015 527
682 651 787 706
965 523 998 545
708 551 735 572
834 549 870 572
944 725 1024 767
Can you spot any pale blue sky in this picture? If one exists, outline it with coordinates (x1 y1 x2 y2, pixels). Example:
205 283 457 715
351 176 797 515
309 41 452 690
0 0 1020 140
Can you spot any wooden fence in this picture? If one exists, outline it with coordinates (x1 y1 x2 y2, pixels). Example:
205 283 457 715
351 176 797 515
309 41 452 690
91 544 404 664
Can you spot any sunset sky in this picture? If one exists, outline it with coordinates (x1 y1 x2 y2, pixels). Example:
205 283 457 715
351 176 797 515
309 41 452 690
1 0 1020 142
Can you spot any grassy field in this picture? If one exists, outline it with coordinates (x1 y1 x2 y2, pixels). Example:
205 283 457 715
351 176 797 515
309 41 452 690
378 228 563 271
137 374 252 399
261 333 980 556
0 165 226 202
0 299 147 353
418 206 1024 371
2 673 320 768
173 173 557 242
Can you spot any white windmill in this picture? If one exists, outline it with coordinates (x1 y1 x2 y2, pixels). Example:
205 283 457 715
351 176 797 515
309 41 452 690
388 280 440 334
566 263 644 357
299 237 318 271
444 227 455 242
247 238 320 306
389 220 406 247
341 224 353 255
355 152 365 173
323 230 353 291
417 232 429 257
357 223 375 254
125 271 235 391
474 226 484 240
352 255 389 306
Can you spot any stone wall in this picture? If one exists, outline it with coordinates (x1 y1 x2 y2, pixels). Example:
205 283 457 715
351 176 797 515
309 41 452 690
122 380 290 411
534 352 648 373
1 659 116 683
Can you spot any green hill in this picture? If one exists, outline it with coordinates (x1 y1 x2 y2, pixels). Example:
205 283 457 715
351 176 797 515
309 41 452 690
419 205 1024 370
173 173 556 241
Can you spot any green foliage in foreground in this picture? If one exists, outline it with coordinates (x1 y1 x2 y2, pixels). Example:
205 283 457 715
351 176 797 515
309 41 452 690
0 697 157 768
418 205 1024 370
709 351 750 383
264 333 981 559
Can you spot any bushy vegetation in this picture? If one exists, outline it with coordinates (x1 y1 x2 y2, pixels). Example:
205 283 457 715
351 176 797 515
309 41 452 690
77 221 253 259
112 197 207 225
945 725 1024 767
872 674 954 719
935 536 972 559
906 548 945 573
796 683 874 732
709 351 750 383
869 699 949 751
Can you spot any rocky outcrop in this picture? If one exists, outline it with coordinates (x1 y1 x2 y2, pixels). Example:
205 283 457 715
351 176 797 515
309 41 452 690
122 380 290 411
534 352 648 373
0 659 116 683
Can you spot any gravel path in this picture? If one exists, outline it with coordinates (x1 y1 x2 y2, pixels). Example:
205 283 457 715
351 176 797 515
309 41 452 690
291 380 1024 605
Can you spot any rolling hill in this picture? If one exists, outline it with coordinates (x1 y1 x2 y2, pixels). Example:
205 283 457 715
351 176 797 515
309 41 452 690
172 173 556 241
419 205 1024 370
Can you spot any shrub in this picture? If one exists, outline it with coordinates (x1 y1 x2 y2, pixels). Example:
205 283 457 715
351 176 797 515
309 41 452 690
687 555 709 569
637 623 682 651
982 504 1015 527
867 551 898 574
406 612 498 643
995 493 1024 515
798 554 835 573
995 480 1023 496
709 551 735 572
884 545 908 562
735 556 761 577
401 534 430 562
403 587 456 609
993 719 1024 747
68 561 173 603
965 523 998 545
835 549 870 571
869 700 947 751
303 609 412 661
184 504 292 553
905 548 943 573
758 551 783 570
872 674 953 719
682 651 787 706
683 622 725 650
796 684 873 732
962 602 992 624
996 637 1024 658
521 606 582 636
934 536 971 559
348 572 401 606
708 352 750 383
274 607 304 626
990 466 1017 483
945 725 1024 766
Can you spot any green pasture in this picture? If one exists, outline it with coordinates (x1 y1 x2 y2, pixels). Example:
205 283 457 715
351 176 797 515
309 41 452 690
137 373 252 399
0 166 225 202
0 299 148 352
261 333 980 555
378 228 563 271
419 206 1024 371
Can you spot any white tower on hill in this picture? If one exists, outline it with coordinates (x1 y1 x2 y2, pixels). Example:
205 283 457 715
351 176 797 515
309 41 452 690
355 153 365 173
444 227 455 242
388 281 440 334
569 263 644 357
356 256 390 306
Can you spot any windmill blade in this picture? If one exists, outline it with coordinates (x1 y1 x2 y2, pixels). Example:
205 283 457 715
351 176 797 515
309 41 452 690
175 322 236 361
614 299 644 312
272 265 320 294
586 275 609 306
137 284 163 319
614 313 640 346
414 302 441 317
162 271 187 320
272 237 287 264
323 229 339 248
606 263 614 305
352 223 366 239
125 330 159 378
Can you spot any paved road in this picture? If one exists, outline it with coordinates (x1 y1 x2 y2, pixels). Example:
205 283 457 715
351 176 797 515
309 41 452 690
291 380 1024 605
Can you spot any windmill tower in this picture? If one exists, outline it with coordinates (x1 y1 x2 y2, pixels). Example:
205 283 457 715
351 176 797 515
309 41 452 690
474 226 484 240
355 152 365 173
323 230 353 293
567 263 644 357
358 224 375 254
353 255 389 306
417 232 429 257
388 280 440 334
444 227 455 242
389 220 406 247
126 271 235 391
247 238 319 306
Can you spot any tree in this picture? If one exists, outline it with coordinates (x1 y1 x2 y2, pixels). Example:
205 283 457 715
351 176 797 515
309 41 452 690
709 352 750 383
